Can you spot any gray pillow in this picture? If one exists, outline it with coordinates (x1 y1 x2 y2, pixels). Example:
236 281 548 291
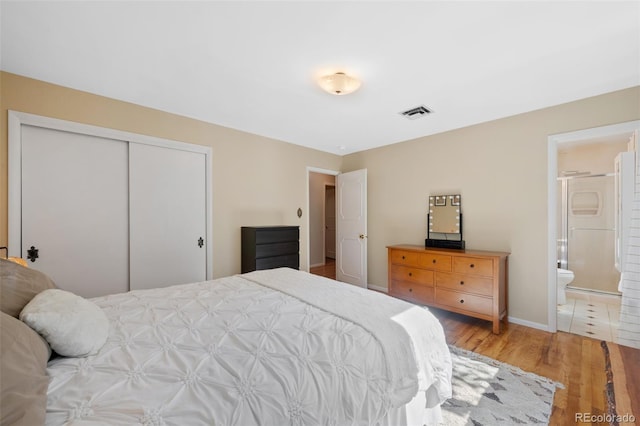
0 258 57 318
0 311 51 425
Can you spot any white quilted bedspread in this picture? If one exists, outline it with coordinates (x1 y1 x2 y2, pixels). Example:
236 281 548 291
45 268 451 425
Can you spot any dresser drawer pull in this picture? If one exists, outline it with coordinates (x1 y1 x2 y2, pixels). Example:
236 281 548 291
402 255 406 259
460 281 464 285
469 264 475 268
432 259 436 264
409 288 413 292
460 299 465 304
408 272 413 277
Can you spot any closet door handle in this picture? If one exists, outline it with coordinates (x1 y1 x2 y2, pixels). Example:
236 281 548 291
198 237 204 248
27 246 39 262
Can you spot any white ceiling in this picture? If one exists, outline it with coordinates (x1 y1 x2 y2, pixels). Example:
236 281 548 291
1 1 639 155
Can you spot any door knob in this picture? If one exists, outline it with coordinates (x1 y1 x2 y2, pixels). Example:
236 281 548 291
359 234 367 239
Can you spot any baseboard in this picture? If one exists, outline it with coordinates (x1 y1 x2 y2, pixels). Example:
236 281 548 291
309 262 325 268
363 288 549 330
508 316 550 332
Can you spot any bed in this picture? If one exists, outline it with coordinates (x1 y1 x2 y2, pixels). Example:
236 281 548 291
1 259 452 426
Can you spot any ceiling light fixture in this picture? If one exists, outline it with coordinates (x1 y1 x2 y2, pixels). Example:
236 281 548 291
318 72 361 95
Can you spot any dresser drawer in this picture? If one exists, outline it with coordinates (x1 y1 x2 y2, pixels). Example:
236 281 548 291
391 280 434 304
255 254 299 270
255 241 299 258
453 256 493 277
254 227 299 244
436 288 492 316
436 272 493 297
419 253 452 272
390 265 434 285
390 250 420 266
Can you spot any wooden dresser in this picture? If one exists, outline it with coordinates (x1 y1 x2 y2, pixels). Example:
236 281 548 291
387 244 509 334
241 226 300 273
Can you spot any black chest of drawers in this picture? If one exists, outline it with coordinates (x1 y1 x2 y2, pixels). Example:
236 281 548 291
241 226 300 273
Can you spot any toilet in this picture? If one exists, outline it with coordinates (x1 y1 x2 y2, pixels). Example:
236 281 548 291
557 268 574 305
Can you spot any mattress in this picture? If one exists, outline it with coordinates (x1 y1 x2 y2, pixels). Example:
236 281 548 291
45 268 452 425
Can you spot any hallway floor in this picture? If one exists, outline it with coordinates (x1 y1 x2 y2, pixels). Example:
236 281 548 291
309 258 336 280
557 289 621 343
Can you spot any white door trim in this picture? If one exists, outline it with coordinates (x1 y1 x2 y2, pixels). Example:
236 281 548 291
547 120 640 332
8 110 214 280
306 167 340 272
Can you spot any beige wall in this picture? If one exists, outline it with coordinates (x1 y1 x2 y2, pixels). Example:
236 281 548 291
342 86 640 326
0 72 343 277
558 140 629 175
2 70 639 327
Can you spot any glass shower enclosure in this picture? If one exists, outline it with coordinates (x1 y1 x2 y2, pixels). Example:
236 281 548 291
557 173 620 294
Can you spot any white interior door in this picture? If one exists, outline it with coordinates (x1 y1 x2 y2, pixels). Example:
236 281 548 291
21 125 129 298
129 143 207 290
336 169 367 287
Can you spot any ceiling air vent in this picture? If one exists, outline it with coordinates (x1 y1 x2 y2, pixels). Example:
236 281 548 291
400 105 433 120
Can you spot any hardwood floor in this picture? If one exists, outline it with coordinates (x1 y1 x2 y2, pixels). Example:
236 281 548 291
308 262 639 425
309 257 336 280
435 309 638 425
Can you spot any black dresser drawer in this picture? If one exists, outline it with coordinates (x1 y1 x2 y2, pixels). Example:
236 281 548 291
255 241 299 259
241 226 300 273
255 254 299 271
255 227 299 244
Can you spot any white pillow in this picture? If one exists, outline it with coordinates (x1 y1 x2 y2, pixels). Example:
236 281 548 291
20 289 109 357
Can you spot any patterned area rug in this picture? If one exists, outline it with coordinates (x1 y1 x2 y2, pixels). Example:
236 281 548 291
442 346 564 425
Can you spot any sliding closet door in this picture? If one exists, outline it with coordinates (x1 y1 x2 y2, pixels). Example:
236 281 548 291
129 142 207 290
21 125 129 298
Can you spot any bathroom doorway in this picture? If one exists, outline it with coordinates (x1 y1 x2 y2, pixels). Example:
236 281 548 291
555 135 628 341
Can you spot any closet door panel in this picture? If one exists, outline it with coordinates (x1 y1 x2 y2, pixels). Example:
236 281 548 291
129 143 207 290
21 125 129 298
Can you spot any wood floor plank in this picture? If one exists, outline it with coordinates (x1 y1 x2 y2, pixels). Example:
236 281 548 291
590 341 606 418
579 340 593 416
618 344 640 425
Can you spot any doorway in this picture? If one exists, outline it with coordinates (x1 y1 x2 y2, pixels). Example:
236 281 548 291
307 169 338 279
556 143 625 342
307 167 368 287
547 120 640 338
325 185 336 260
